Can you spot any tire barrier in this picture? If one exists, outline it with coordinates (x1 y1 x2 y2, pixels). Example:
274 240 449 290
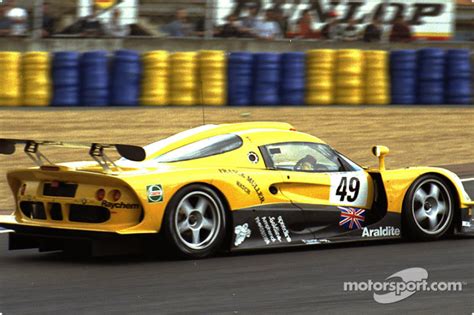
228 52 253 106
335 49 364 105
253 53 281 106
0 49 472 106
281 52 305 105
80 51 109 107
364 50 389 105
306 49 335 105
169 52 197 106
140 50 169 106
445 49 472 105
390 50 417 105
111 50 141 106
199 50 226 106
417 48 445 105
0 52 21 106
51 51 80 106
22 52 51 106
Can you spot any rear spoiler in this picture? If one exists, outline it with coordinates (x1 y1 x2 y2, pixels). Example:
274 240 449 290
0 139 146 171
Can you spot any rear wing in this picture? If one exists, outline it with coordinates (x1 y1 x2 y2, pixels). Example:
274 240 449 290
0 139 146 172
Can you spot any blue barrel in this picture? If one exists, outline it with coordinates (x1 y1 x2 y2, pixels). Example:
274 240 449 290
80 51 109 106
253 53 281 106
417 48 445 105
228 52 254 106
111 50 141 106
390 50 417 104
51 51 80 106
280 52 305 105
445 49 472 104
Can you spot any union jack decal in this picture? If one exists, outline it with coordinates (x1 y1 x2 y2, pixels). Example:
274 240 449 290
338 207 365 230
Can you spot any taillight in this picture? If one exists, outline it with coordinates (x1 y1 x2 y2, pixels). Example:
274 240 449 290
110 189 121 202
19 184 26 196
95 188 106 201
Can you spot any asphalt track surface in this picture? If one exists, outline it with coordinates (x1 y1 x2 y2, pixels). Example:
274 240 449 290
0 166 473 314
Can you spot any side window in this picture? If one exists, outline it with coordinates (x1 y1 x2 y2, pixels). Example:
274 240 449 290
261 142 344 172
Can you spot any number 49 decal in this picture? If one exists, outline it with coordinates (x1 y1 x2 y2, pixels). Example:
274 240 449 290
330 173 368 206
335 177 360 202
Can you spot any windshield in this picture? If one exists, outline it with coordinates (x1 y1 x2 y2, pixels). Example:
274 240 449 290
154 134 243 163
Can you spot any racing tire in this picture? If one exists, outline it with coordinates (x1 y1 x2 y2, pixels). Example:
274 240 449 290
403 175 454 241
163 184 227 259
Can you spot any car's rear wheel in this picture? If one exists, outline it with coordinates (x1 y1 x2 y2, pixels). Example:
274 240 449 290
403 175 454 241
163 184 226 258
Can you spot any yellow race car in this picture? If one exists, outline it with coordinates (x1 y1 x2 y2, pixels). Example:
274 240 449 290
0 122 473 258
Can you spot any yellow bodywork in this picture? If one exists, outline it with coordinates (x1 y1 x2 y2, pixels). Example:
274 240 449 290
0 122 471 236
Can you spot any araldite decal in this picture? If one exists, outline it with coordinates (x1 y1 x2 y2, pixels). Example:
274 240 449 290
215 0 454 40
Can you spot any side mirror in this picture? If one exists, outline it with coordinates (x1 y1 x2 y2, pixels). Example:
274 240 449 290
372 145 389 170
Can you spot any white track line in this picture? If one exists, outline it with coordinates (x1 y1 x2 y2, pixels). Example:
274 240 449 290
461 178 474 182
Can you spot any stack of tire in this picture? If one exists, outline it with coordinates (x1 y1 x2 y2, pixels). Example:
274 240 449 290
363 50 389 105
111 50 141 106
253 53 280 105
22 52 51 106
199 50 226 106
417 48 445 104
141 51 169 106
169 52 197 106
80 51 109 106
335 49 364 105
280 52 305 105
390 50 417 105
0 52 21 106
445 49 472 104
51 51 80 106
227 52 253 106
305 49 335 105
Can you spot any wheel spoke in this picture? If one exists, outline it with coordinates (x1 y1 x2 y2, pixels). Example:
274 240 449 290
428 214 438 230
201 217 214 231
178 220 190 234
415 207 428 222
436 201 447 215
414 189 427 203
180 199 194 216
195 197 209 215
429 184 441 200
191 228 201 244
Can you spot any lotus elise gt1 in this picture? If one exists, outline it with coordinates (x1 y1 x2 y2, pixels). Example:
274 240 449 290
0 122 473 258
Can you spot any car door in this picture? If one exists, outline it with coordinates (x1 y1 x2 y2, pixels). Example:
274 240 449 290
260 141 374 239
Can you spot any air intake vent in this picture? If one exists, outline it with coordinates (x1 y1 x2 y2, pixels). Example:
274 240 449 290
69 205 110 223
20 201 46 220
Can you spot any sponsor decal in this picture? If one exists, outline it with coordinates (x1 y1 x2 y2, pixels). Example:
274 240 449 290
101 200 140 210
234 223 251 246
461 221 471 228
247 151 259 164
147 184 163 203
219 169 265 203
302 239 330 245
255 215 291 245
236 181 251 195
339 206 365 230
362 226 401 237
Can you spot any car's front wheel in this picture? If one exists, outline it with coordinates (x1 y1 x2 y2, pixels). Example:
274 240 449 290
163 184 227 258
403 175 454 241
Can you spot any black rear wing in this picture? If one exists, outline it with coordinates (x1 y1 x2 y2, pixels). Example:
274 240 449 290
0 139 146 171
